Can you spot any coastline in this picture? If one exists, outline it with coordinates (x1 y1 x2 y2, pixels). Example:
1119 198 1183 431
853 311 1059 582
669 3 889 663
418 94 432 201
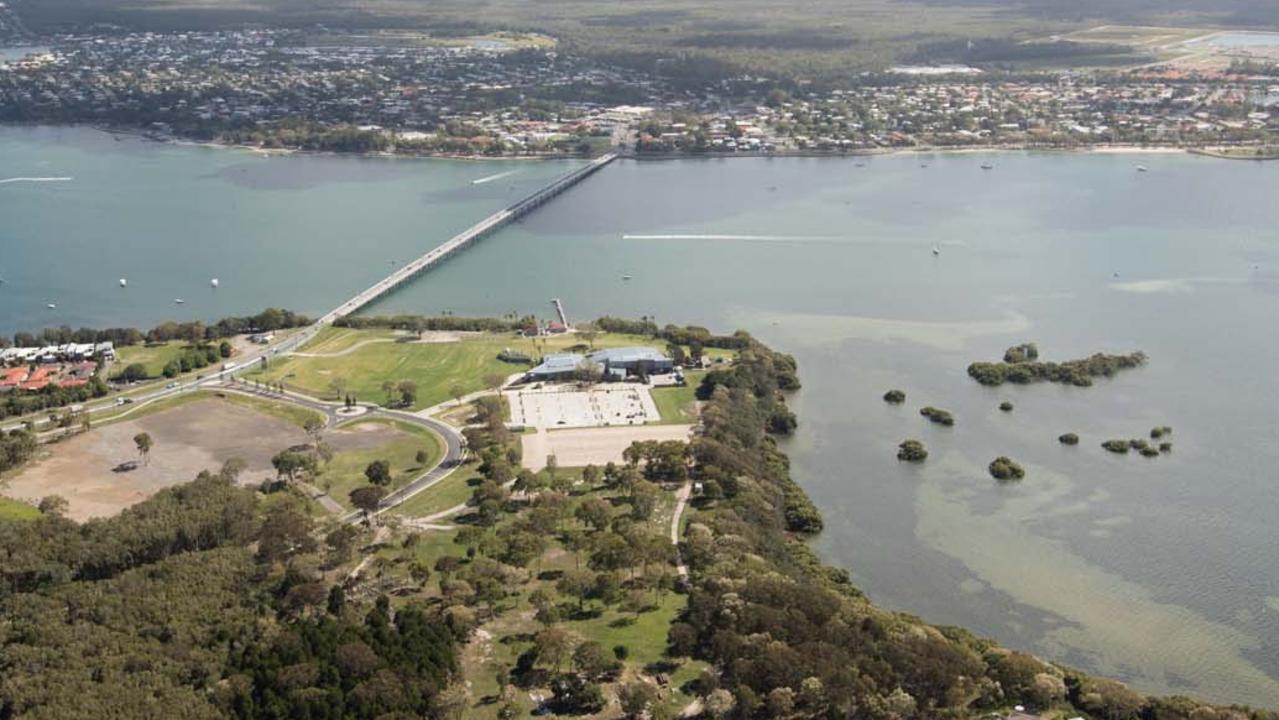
11 122 1253 163
628 143 1195 161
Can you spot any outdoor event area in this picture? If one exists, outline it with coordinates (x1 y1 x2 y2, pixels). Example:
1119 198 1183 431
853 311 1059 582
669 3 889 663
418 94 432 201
507 384 659 429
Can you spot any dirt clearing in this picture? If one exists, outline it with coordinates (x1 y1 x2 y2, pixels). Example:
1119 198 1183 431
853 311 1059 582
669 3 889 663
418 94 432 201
2 397 314 521
522 425 694 471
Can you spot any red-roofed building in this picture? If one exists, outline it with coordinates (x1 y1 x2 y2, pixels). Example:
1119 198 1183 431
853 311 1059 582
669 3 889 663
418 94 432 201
1 367 29 388
59 378 89 388
20 367 53 391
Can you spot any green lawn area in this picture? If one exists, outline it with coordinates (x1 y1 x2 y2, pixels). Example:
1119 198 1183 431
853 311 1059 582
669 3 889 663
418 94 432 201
392 460 482 517
319 418 443 511
113 342 193 378
91 389 323 430
220 391 325 429
246 329 661 411
650 370 704 424
0 497 41 522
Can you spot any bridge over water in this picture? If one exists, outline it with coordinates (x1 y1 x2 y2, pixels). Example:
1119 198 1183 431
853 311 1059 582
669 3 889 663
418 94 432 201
319 152 617 326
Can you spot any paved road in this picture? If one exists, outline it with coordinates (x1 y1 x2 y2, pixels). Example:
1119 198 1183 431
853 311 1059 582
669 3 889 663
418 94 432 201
217 383 466 522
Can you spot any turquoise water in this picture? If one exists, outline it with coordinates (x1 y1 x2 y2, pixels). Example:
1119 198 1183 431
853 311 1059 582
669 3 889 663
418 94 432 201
0 126 582 332
4 128 1279 706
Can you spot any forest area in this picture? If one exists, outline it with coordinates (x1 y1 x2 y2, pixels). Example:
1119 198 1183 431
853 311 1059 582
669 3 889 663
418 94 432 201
5 323 1279 718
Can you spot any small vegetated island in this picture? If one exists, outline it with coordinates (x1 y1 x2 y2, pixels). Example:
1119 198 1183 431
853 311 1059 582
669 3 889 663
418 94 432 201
897 439 928 462
920 405 955 426
1104 427 1173 457
989 455 1026 481
0 317 1247 720
968 342 1148 387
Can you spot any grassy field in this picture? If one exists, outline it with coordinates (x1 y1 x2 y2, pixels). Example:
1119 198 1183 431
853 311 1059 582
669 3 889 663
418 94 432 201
221 391 326 429
246 328 661 411
0 496 41 521
113 342 194 378
93 389 324 430
650 370 704 424
392 460 482 517
320 418 444 510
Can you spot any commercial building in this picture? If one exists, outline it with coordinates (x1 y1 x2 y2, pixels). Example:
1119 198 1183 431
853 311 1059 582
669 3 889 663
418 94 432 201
587 347 675 377
522 347 675 383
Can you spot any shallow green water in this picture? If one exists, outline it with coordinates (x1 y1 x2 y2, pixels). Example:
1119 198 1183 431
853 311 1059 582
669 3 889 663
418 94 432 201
5 129 1279 706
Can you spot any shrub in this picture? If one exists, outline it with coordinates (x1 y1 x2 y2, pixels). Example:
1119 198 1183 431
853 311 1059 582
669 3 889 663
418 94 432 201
967 350 1147 387
920 406 955 426
1102 439 1130 454
883 389 906 404
1150 425 1172 439
999 401 1014 412
896 439 928 463
989 456 1025 481
1003 343 1039 364
1139 446 1160 457
1159 442 1173 453
1059 432 1080 445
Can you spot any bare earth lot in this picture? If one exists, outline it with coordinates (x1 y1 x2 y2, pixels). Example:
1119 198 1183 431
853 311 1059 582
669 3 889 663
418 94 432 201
1 397 404 521
521 425 694 471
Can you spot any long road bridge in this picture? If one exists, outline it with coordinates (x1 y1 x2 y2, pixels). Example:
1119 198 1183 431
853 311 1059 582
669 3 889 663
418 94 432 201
319 152 617 327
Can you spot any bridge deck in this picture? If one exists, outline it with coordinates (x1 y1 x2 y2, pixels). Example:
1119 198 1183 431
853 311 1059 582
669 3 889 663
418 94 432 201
320 152 616 325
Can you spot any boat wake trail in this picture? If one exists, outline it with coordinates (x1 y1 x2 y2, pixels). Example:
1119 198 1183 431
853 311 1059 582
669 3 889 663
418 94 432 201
472 170 520 185
0 176 73 185
621 234 842 244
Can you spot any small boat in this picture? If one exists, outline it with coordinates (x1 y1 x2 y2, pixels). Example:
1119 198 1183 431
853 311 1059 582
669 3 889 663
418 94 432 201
855 162 866 168
210 278 219 288
920 163 929 168
981 163 994 170
932 245 941 256
1136 165 1148 172
1113 272 1120 278
622 274 633 281
46 303 56 309
119 278 127 288
174 298 185 304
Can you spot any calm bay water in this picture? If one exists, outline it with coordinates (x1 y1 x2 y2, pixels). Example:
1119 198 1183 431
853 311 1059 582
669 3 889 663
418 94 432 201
4 127 1279 706
0 126 583 331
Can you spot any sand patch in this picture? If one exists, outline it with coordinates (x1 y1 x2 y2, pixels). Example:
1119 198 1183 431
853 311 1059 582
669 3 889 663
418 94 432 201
3 397 309 521
522 425 694 471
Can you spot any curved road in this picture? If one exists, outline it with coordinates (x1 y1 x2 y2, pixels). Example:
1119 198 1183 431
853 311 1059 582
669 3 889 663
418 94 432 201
214 383 466 522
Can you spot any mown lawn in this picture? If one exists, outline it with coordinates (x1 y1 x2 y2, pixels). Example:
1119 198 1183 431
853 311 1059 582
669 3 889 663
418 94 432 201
246 330 660 411
320 419 443 511
113 342 194 378
0 497 41 521
392 460 483 517
650 370 705 424
220 391 326 429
